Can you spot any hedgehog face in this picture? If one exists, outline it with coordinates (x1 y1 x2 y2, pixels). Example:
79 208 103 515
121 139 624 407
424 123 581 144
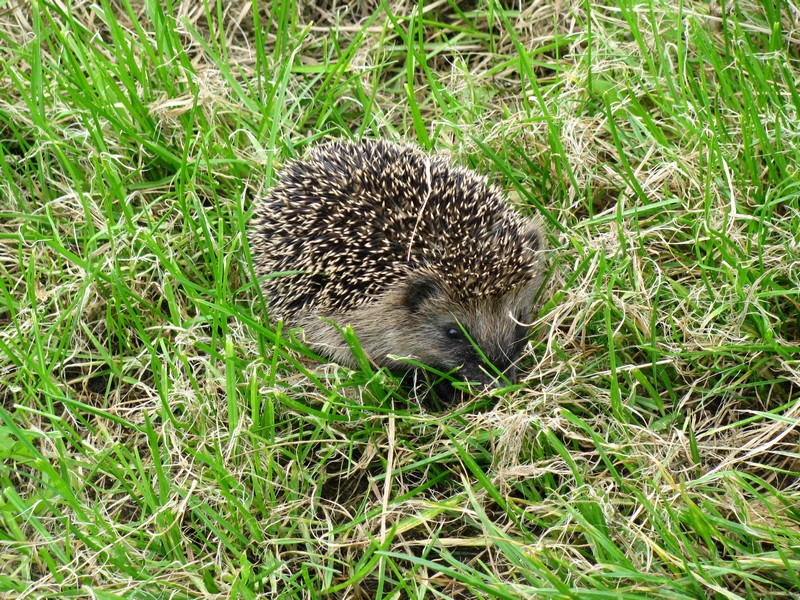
396 273 538 393
298 269 540 403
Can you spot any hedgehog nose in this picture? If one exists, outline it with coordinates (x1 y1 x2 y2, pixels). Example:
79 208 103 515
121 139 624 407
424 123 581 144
492 364 516 388
504 366 517 386
479 363 516 389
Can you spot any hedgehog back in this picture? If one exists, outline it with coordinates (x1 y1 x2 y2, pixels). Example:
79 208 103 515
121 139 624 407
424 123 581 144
251 139 540 321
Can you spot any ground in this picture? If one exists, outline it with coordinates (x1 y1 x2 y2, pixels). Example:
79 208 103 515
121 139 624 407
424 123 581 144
0 0 799 598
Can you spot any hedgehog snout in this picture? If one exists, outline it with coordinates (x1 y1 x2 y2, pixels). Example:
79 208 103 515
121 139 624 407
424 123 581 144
452 348 518 389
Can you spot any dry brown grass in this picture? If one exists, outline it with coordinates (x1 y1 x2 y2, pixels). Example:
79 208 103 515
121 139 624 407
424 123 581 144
1 0 799 597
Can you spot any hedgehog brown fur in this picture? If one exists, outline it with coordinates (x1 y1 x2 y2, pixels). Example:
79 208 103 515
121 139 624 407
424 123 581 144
249 139 545 397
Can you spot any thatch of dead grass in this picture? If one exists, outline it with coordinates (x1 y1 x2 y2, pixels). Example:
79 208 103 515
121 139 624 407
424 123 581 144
1 0 799 598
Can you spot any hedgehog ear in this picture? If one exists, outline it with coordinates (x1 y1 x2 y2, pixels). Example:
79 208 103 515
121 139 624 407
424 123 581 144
520 219 542 253
404 275 443 313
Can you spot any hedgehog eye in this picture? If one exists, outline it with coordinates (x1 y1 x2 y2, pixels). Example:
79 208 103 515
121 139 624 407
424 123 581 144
445 325 464 342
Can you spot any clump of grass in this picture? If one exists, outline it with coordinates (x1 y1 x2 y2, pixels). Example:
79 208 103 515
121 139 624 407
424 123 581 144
1 0 799 598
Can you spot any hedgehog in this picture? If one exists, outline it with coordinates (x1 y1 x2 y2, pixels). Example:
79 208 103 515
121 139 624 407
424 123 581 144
249 139 545 399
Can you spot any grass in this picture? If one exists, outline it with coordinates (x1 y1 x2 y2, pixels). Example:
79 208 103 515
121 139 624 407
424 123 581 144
1 0 799 597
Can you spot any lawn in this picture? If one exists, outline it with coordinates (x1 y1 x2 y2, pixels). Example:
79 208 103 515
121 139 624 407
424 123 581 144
1 0 799 598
